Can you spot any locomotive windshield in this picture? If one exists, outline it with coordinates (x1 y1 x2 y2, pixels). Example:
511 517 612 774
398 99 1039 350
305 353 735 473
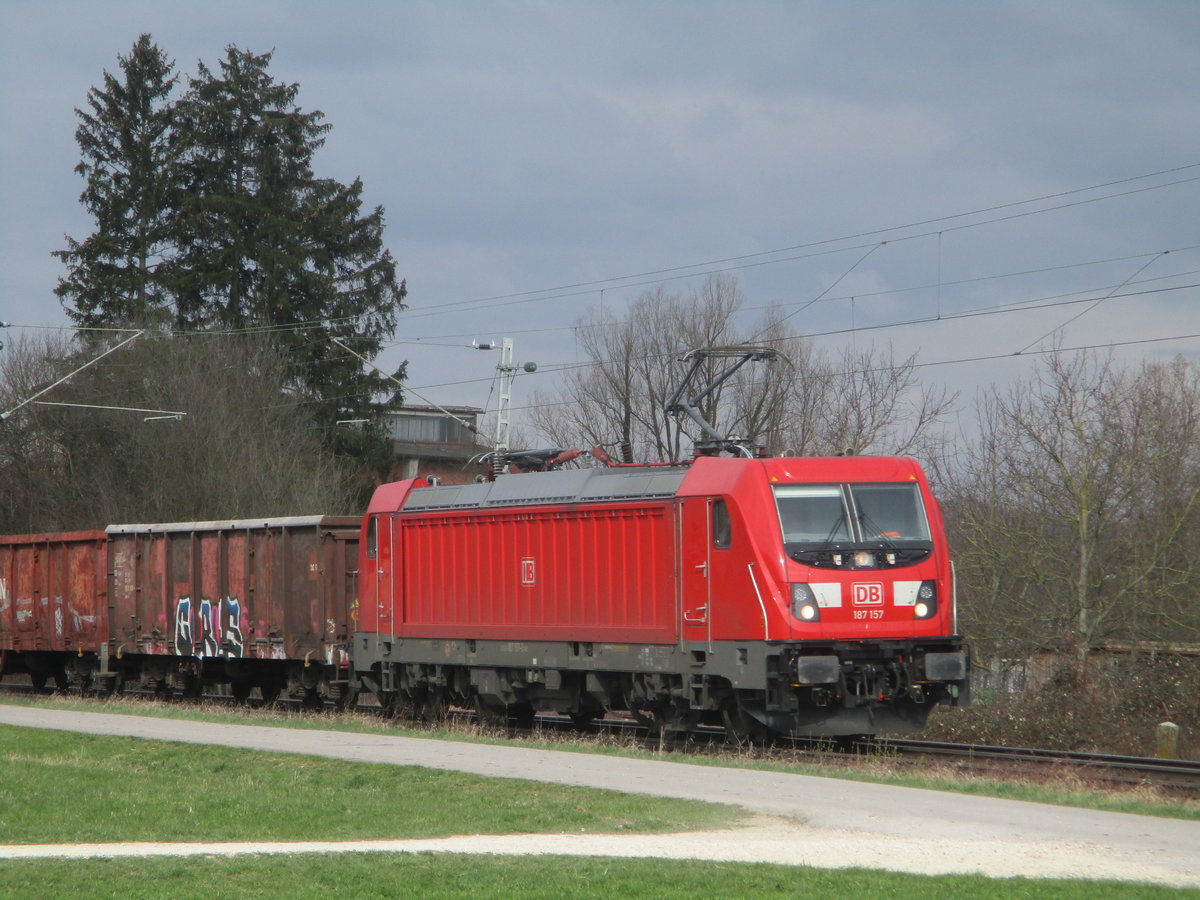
775 482 932 567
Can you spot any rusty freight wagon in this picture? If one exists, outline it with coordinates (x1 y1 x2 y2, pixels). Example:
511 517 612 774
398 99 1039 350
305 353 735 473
100 515 360 703
0 530 108 691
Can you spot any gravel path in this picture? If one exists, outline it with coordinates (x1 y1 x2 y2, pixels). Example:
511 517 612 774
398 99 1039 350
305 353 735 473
3 705 1198 888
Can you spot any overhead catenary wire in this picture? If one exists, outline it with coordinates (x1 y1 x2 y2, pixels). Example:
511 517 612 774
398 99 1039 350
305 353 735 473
379 248 1200 347
386 164 1200 319
6 164 1196 427
399 280 1200 395
0 330 143 421
494 330 1200 418
1012 251 1171 355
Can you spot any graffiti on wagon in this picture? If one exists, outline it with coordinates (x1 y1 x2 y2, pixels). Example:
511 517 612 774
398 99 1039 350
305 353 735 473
173 595 245 658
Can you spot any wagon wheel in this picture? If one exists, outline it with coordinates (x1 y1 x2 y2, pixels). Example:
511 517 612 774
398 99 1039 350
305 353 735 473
301 687 326 711
93 671 123 697
230 679 253 705
73 670 95 695
178 672 204 700
259 681 283 705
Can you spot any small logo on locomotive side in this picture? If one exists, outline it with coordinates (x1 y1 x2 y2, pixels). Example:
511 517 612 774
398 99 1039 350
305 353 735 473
521 558 536 586
851 583 884 606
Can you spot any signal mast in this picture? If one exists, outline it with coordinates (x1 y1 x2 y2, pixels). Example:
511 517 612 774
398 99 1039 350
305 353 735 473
475 337 537 473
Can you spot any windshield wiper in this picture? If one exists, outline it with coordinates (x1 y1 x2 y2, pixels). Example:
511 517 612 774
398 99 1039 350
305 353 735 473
857 511 898 548
821 511 848 545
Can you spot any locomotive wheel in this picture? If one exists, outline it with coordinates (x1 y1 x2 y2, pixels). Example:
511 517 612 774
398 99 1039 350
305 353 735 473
414 689 448 723
474 695 508 727
832 733 874 753
378 691 414 719
721 699 771 745
630 705 678 739
507 701 536 729
568 710 597 729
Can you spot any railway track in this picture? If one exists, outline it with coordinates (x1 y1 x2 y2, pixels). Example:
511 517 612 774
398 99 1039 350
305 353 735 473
868 737 1200 792
4 679 1197 793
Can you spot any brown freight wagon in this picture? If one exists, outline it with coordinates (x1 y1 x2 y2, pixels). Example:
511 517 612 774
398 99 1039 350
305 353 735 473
0 530 108 690
105 516 360 703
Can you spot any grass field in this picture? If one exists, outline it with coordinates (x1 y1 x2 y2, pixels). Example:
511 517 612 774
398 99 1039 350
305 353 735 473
3 855 1194 900
0 727 736 843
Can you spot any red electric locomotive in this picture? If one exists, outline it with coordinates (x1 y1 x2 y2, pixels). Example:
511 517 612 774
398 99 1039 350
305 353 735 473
354 452 969 737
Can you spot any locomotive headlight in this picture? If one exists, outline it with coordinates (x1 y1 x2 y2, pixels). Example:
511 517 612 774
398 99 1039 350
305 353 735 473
852 550 874 569
791 583 820 622
914 581 937 619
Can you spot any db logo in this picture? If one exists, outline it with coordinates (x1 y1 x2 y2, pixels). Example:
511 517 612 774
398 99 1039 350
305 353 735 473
521 558 536 586
852 583 884 606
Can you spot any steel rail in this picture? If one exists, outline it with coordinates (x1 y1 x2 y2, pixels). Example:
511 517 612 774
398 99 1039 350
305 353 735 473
868 737 1200 790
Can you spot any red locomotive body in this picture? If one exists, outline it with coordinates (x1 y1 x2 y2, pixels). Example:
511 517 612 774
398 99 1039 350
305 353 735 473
355 455 969 736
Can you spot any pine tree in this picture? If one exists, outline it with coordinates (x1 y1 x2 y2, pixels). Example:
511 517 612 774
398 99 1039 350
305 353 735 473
170 45 407 435
55 40 408 484
54 34 179 330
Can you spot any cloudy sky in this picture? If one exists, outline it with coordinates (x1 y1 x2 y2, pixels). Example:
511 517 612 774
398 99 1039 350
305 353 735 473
1 1 1198 439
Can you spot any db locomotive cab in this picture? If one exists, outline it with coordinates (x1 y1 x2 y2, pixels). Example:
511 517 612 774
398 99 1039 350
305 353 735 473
776 477 946 636
762 458 969 733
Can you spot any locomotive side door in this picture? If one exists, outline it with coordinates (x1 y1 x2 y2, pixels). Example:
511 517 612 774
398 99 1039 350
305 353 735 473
372 514 396 636
679 497 712 646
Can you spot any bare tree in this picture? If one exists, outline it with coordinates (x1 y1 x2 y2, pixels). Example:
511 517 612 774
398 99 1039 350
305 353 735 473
947 350 1200 667
0 330 352 532
531 276 744 461
530 273 954 464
